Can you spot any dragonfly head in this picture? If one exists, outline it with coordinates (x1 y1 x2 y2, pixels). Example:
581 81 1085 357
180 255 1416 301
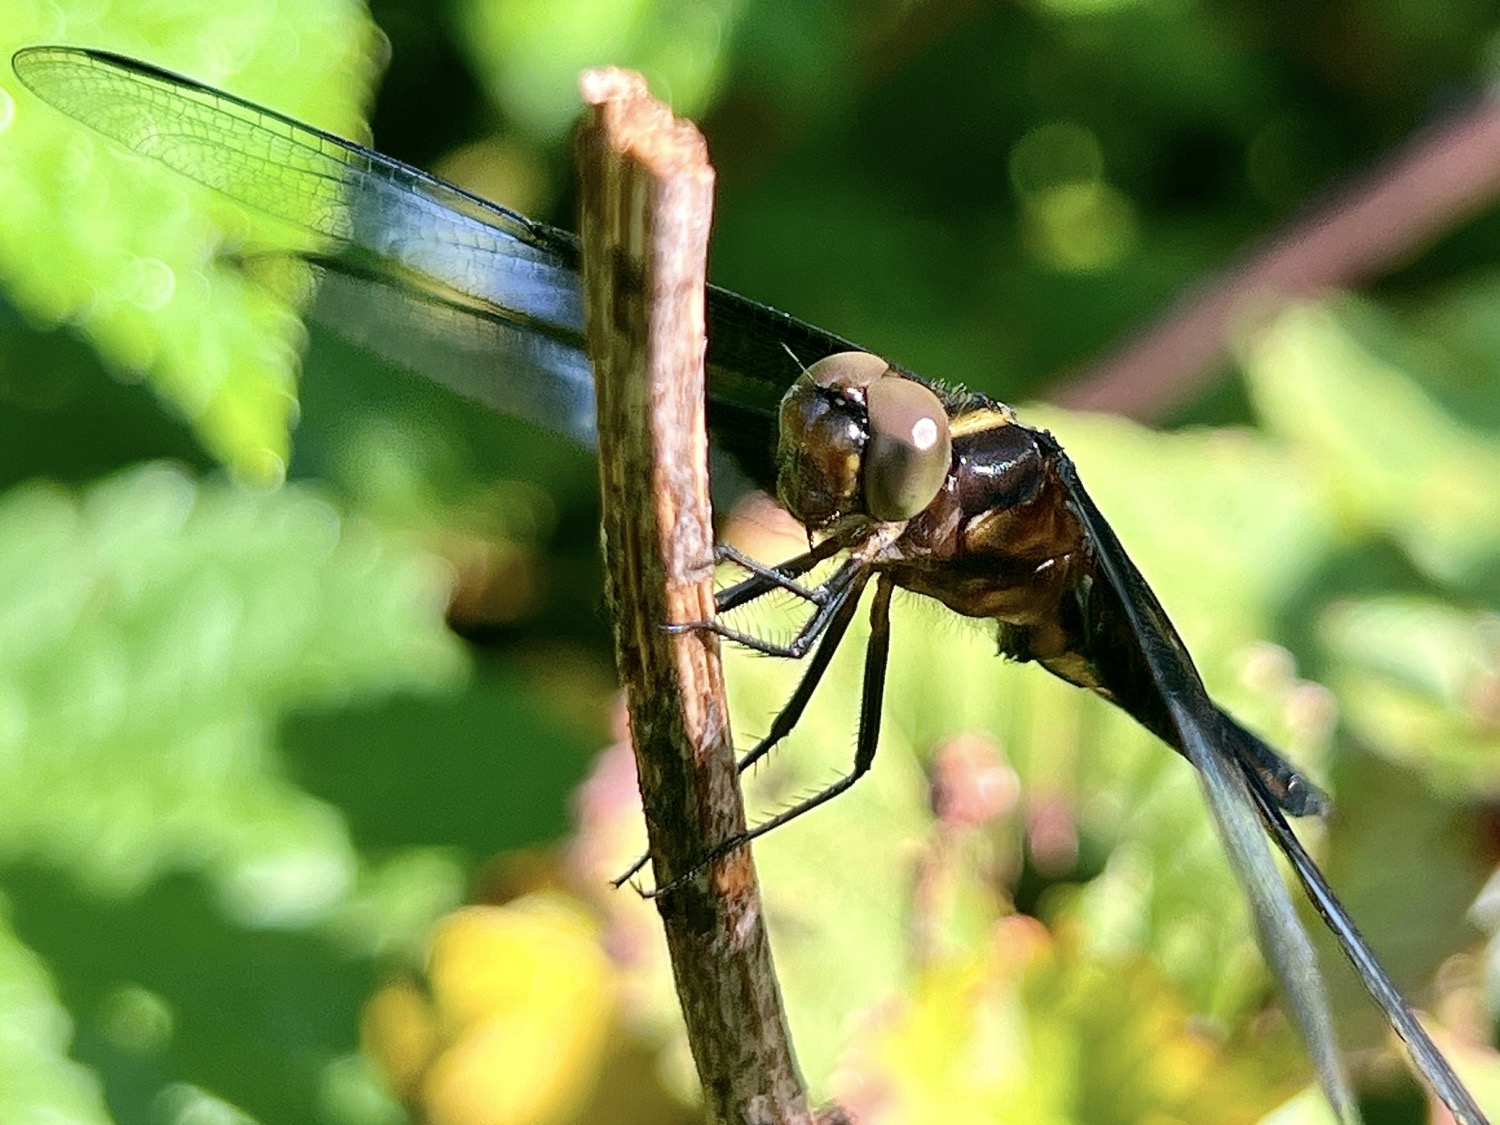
775 351 953 530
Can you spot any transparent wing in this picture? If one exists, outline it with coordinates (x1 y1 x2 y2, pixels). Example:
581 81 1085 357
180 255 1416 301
1243 759 1492 1125
1056 453 1358 1119
1164 695 1360 1124
13 45 597 443
12 45 865 476
1055 451 1490 1125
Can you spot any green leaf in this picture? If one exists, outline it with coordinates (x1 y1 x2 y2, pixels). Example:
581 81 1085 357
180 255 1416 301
1321 595 1500 790
1244 301 1500 587
0 465 465 911
457 0 745 142
0 3 384 478
0 463 475 1123
0 913 114 1125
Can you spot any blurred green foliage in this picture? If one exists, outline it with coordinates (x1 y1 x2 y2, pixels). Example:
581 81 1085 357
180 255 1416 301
2 0 1500 1123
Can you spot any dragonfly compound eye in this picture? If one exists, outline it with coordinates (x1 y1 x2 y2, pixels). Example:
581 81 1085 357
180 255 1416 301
863 375 952 521
775 352 952 527
775 382 867 529
806 350 889 390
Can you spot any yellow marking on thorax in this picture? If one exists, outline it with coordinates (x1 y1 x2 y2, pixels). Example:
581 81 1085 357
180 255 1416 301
946 403 1017 439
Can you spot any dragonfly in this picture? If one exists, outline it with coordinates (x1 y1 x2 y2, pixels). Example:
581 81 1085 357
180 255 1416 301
11 45 1489 1125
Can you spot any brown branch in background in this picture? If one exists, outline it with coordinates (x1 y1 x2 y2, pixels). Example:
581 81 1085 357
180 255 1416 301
575 68 817 1125
1052 93 1500 420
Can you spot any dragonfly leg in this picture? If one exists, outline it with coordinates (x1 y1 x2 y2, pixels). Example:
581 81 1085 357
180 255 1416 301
670 555 866 658
611 566 871 890
635 576 895 899
736 565 870 773
712 542 837 611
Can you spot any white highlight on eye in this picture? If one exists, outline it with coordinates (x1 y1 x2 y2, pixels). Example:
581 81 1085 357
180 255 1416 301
911 416 940 451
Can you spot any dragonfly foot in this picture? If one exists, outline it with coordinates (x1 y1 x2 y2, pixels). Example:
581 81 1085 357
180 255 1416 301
611 850 652 889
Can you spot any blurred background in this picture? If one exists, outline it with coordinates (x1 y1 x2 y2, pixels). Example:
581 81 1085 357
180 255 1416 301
2 1 1500 1123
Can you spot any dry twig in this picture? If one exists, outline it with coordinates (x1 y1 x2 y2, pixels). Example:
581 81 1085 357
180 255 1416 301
575 67 818 1125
